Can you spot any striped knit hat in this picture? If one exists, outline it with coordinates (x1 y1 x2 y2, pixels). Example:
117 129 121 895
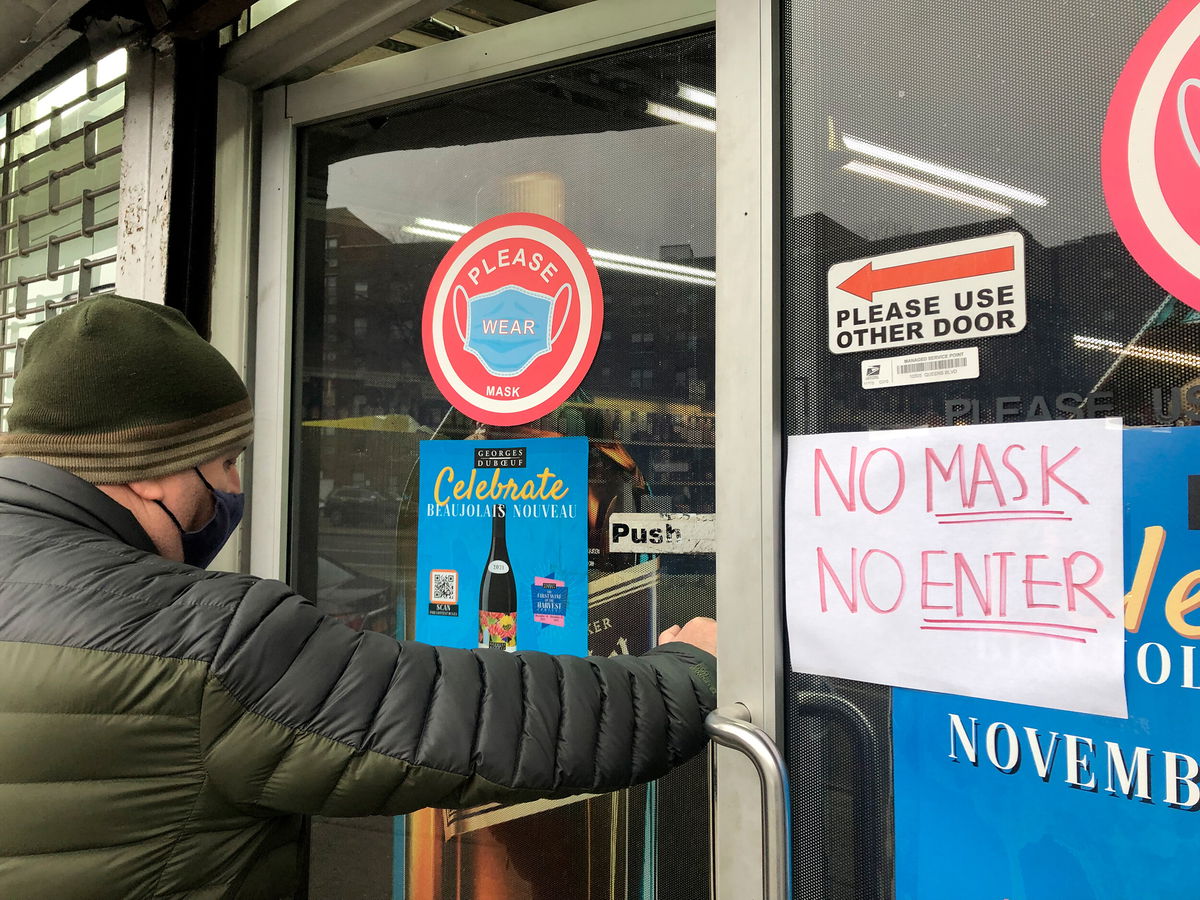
0 295 252 484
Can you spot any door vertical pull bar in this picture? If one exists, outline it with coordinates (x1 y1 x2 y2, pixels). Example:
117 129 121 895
706 705 792 900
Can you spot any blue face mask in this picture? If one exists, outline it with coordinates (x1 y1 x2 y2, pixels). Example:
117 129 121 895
463 285 557 376
156 468 246 569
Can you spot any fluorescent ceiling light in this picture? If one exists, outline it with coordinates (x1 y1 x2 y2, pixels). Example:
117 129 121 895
588 247 715 280
413 217 468 235
843 135 1048 207
404 218 715 287
843 160 1014 215
1073 334 1200 368
676 82 716 109
402 225 465 242
430 11 491 35
645 101 716 133
590 258 715 287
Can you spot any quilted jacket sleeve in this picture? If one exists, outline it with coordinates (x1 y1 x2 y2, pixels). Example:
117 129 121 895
198 578 716 817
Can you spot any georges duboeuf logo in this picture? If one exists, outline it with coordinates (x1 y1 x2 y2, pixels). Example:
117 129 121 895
422 213 604 425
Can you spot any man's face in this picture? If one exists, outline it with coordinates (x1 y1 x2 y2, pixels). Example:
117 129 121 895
159 449 244 532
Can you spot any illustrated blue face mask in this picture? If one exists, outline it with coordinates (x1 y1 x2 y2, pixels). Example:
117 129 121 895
457 284 570 377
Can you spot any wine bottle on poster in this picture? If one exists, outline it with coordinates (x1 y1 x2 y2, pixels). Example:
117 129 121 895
478 505 517 651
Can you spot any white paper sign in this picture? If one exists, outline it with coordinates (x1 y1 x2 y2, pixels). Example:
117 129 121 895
785 418 1126 717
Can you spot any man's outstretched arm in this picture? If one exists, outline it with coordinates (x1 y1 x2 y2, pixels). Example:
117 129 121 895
199 577 716 816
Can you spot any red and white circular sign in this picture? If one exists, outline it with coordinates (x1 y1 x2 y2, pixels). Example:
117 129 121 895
1102 0 1200 310
422 213 603 425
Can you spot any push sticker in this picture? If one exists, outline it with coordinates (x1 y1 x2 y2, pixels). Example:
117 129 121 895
423 213 604 425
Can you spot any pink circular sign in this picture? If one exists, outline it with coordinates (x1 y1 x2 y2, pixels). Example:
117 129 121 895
422 213 603 426
1102 0 1200 310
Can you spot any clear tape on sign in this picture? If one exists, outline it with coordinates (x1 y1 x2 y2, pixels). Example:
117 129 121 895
453 284 468 344
549 283 572 345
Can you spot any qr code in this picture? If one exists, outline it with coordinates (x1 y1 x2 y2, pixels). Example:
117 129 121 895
430 569 458 603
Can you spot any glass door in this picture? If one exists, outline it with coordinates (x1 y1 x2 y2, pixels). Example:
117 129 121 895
286 28 717 900
781 0 1199 897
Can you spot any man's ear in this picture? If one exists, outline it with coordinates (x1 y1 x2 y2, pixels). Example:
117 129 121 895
125 477 168 502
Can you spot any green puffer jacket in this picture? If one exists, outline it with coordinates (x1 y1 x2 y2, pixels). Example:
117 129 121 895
0 458 717 899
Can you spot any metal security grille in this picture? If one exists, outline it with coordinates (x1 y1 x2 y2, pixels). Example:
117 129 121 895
0 50 126 422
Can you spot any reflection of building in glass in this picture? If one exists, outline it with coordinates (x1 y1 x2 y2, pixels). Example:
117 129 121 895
785 213 1200 434
304 208 441 424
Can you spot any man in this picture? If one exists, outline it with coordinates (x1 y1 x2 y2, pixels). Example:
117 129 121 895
0 296 717 899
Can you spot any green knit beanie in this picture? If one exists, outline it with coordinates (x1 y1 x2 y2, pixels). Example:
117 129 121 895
0 295 252 484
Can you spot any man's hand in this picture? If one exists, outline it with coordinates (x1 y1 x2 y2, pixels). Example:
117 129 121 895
657 616 716 657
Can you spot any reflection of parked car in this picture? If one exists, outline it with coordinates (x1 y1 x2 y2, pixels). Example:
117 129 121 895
322 486 400 527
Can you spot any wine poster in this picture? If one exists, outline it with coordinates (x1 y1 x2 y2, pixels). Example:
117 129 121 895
415 436 589 655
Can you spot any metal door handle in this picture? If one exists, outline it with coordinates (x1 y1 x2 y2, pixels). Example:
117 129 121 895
706 704 792 900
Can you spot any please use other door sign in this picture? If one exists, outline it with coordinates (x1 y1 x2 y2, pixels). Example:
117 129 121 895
827 232 1026 354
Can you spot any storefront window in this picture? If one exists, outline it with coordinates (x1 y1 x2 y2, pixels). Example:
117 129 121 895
782 1 1191 896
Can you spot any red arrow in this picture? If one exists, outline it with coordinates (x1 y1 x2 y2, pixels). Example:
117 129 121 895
837 246 1015 302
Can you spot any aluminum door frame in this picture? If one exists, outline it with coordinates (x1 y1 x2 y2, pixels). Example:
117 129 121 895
713 1 784 898
250 2 785 898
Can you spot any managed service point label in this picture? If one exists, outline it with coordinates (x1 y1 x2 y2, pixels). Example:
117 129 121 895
862 346 980 389
827 232 1026 354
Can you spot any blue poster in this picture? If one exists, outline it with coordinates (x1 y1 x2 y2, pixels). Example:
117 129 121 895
415 437 588 655
893 427 1200 899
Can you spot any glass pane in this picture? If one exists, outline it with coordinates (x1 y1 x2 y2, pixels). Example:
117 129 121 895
782 1 1187 897
293 32 715 899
